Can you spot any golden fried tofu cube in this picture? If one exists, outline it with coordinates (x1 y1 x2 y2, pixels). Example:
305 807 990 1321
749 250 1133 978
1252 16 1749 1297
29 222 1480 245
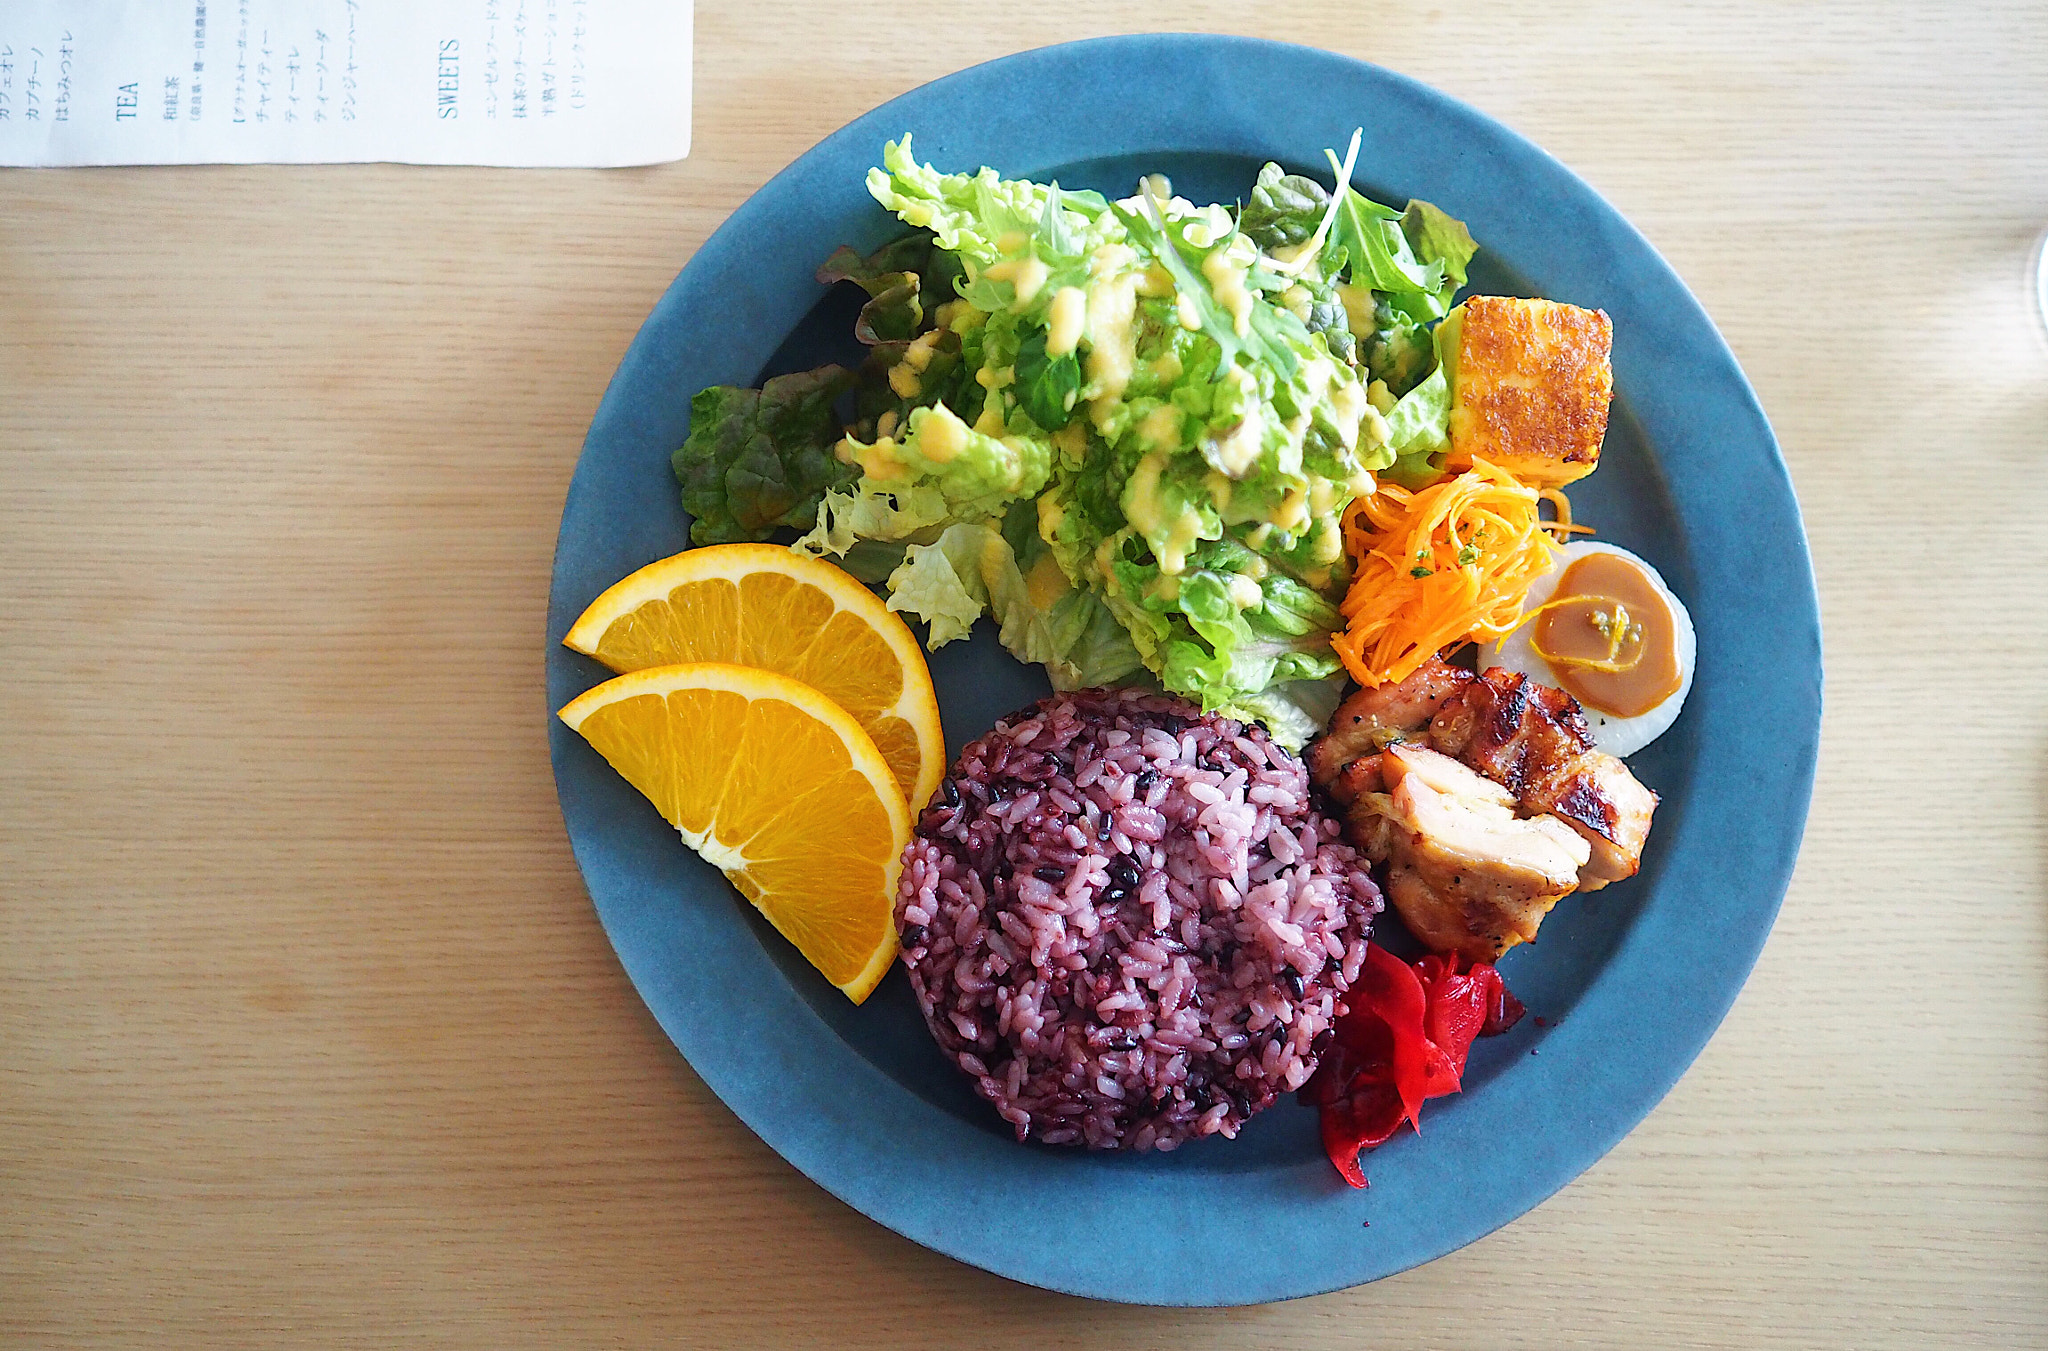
1442 295 1613 487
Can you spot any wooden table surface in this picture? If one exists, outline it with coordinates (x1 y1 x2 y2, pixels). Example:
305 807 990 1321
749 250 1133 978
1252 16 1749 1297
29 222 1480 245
6 3 2047 1346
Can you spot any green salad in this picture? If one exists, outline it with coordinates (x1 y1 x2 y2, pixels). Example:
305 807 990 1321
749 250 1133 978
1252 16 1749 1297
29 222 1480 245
673 133 1478 746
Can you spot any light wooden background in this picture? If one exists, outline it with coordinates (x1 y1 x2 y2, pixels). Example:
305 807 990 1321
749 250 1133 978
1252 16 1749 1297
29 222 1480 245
5 3 2046 1346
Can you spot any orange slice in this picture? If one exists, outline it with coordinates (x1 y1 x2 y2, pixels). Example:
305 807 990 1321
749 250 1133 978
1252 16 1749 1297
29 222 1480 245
558 662 909 1002
563 544 944 813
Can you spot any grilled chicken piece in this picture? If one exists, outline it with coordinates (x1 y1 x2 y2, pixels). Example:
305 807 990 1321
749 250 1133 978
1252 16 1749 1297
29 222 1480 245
1521 751 1657 891
1367 745 1589 962
1426 666 1588 785
1429 668 1658 891
1307 656 1473 788
1324 753 1385 809
1308 658 1661 958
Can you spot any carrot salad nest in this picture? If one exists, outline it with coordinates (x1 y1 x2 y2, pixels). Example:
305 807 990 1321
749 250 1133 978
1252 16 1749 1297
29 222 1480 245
1331 458 1587 688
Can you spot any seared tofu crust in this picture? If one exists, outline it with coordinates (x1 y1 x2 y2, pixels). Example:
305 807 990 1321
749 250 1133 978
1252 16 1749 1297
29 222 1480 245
1446 296 1613 487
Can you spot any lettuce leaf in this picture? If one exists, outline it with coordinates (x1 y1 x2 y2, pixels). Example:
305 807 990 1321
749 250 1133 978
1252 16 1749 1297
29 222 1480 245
816 238 923 344
1219 672 1349 750
815 233 934 290
1239 163 1329 251
866 136 1115 269
1401 200 1478 295
1363 297 1435 395
795 402 1053 557
852 275 924 345
798 480 955 557
884 518 1145 687
1380 361 1452 488
771 141 1488 749
1167 568 1345 700
672 366 858 545
885 524 989 646
816 232 970 350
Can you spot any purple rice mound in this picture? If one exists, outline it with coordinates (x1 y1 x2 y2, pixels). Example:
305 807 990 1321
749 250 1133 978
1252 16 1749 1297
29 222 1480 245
896 688 1382 1151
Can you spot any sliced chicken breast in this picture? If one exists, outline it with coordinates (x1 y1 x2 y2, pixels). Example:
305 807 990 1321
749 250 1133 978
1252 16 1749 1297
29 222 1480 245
1371 745 1590 962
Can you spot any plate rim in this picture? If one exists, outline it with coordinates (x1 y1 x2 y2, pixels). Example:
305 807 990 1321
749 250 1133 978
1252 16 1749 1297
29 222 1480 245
545 33 1822 1306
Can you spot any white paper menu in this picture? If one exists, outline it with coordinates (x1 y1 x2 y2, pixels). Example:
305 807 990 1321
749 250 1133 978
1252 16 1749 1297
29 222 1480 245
0 0 691 167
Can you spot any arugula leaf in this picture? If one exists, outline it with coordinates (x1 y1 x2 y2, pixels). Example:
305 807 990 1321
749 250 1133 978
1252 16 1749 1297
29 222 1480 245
1246 299 1312 382
1309 142 1475 324
1325 183 1447 303
672 366 858 545
1013 328 1082 430
1117 192 1300 382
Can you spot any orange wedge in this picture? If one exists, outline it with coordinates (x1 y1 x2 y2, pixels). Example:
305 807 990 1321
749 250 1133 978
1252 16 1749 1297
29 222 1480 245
559 662 909 1002
563 544 944 814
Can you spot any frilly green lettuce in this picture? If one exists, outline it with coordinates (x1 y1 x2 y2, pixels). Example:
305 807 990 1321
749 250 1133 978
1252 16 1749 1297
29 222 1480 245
866 136 1119 270
682 136 1485 752
1218 674 1350 750
795 402 1053 557
884 513 1144 688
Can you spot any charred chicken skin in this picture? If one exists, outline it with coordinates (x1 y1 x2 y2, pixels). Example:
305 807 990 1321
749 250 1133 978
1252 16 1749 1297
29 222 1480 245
1310 657 1659 960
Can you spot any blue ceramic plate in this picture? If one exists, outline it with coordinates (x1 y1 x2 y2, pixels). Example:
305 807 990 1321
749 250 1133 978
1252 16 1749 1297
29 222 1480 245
546 35 1821 1305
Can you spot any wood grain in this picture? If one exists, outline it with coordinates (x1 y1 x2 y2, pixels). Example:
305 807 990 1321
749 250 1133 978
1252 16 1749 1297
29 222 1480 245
5 2 2047 1345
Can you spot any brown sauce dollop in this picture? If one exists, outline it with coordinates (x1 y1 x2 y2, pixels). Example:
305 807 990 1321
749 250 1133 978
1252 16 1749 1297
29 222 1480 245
1533 552 1681 717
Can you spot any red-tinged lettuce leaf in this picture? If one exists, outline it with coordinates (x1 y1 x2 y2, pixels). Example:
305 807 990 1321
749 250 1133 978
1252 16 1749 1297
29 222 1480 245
817 231 969 349
819 237 928 346
816 234 935 290
853 275 924 345
671 365 858 545
848 328 973 439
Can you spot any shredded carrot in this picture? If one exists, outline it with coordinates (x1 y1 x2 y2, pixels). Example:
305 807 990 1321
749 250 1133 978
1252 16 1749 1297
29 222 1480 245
1332 459 1579 688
